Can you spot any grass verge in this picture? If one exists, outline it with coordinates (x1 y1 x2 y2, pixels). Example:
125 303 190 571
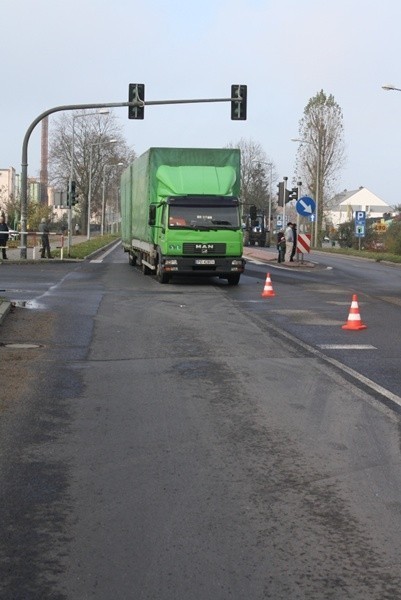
318 246 401 264
54 234 120 260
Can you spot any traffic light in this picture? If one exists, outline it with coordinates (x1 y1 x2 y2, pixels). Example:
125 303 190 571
249 204 257 220
70 181 78 205
277 183 297 206
67 181 78 207
277 182 284 207
128 83 145 119
289 187 298 202
231 84 247 120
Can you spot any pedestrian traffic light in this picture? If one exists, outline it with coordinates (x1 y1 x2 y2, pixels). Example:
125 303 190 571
128 83 145 119
67 181 78 207
231 85 247 120
289 187 298 202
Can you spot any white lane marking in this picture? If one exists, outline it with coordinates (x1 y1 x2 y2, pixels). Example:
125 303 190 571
235 300 266 303
246 259 268 265
273 326 401 408
318 344 377 350
90 241 121 263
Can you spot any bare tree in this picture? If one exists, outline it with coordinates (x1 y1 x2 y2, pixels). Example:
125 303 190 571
49 111 135 232
226 138 277 213
295 90 346 242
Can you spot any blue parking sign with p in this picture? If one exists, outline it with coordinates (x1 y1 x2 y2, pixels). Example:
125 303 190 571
355 211 366 225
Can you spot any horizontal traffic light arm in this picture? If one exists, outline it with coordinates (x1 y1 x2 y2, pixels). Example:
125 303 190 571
130 96 237 106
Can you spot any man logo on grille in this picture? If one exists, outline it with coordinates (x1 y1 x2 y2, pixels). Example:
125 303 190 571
195 244 214 253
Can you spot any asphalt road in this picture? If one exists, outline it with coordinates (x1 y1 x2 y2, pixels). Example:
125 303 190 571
0 247 401 599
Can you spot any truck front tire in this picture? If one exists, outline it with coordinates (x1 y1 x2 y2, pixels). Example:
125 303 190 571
156 254 170 284
226 273 241 286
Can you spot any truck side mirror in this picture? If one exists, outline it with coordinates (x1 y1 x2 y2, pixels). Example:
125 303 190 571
148 205 156 226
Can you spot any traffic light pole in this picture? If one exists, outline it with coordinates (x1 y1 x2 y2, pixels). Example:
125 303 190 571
20 102 130 258
296 181 302 262
282 176 288 228
20 91 246 258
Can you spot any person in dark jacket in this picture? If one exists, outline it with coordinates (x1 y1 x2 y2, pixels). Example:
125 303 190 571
277 230 286 263
39 217 52 258
0 215 9 259
290 223 297 262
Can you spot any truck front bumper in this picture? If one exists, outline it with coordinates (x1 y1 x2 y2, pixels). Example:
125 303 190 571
161 256 246 276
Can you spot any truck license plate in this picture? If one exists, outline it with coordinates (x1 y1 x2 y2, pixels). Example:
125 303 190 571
195 259 215 265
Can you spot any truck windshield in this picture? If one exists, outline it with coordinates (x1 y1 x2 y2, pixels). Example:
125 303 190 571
168 206 240 229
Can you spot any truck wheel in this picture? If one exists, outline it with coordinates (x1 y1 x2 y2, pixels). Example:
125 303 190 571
156 257 170 284
226 274 241 286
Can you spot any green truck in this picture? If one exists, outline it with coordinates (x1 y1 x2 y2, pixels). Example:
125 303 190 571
121 147 245 284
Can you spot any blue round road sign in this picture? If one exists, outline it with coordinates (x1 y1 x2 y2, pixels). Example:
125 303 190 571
296 196 316 217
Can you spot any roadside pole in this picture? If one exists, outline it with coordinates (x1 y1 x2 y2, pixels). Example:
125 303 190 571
282 176 288 228
296 181 302 262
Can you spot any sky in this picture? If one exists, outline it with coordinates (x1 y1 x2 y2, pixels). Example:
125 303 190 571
2 0 401 205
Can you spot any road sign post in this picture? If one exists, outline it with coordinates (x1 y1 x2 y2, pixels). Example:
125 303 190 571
354 211 366 250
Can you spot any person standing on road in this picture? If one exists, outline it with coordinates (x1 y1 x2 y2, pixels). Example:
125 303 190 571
277 230 286 263
284 222 294 262
290 223 297 262
0 215 9 259
39 217 52 259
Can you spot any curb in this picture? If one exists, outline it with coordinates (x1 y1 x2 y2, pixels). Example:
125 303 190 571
0 301 11 326
243 247 316 268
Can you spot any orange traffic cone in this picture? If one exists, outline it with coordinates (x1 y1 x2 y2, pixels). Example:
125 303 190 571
342 294 367 330
261 273 275 298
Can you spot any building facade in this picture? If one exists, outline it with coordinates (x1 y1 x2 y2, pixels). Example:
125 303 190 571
326 187 393 228
0 167 17 212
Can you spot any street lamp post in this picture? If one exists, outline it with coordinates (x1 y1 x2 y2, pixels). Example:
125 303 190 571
291 137 321 247
69 109 109 254
101 162 123 235
87 139 117 239
382 84 401 92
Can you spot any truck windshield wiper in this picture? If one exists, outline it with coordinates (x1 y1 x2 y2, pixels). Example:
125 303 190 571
211 220 232 226
189 224 212 231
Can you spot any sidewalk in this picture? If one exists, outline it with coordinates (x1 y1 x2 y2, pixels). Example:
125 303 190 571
243 245 315 267
1 234 87 262
0 234 92 326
